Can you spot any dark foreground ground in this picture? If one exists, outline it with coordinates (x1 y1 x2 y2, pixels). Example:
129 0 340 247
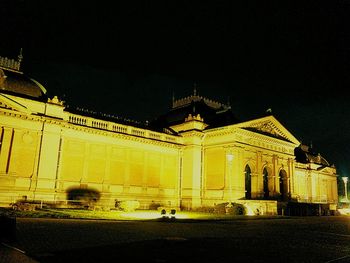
1 216 350 263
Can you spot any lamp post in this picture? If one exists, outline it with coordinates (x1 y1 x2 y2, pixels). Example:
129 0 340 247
342 177 348 202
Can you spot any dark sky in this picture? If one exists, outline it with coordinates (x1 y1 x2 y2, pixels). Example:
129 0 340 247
1 0 350 179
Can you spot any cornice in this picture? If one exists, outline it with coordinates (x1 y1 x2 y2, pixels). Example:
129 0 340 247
204 127 296 155
62 122 183 149
0 107 183 149
235 128 297 148
204 126 234 138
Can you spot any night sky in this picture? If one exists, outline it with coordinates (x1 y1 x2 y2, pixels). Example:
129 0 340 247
1 1 350 182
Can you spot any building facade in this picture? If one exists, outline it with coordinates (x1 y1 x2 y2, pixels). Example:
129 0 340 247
0 53 338 215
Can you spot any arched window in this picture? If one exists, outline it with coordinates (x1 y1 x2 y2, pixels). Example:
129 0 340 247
245 165 251 199
263 168 269 198
279 170 288 201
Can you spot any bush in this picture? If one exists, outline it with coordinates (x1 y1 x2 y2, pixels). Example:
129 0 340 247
149 202 161 210
66 187 101 208
193 206 215 213
214 202 246 215
214 203 228 214
12 201 37 211
117 200 140 212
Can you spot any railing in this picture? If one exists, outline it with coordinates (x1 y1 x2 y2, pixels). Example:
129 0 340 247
131 128 145 137
296 195 328 204
66 113 182 144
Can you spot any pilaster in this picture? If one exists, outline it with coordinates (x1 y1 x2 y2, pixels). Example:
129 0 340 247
288 158 294 195
273 154 278 194
0 127 13 173
256 151 263 198
36 122 61 191
230 145 246 199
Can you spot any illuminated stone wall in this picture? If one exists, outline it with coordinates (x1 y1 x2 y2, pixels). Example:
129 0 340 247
0 92 338 213
201 123 297 208
293 163 338 204
0 94 182 208
57 129 180 207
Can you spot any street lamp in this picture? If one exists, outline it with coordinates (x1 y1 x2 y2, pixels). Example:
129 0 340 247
342 177 348 202
227 153 234 162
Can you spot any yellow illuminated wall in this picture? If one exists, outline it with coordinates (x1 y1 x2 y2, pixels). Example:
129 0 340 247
61 140 85 182
204 148 225 189
87 144 106 184
162 155 177 188
147 153 161 187
110 147 127 185
8 129 38 177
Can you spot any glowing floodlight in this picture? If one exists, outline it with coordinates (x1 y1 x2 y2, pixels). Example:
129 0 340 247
159 208 176 219
342 177 348 201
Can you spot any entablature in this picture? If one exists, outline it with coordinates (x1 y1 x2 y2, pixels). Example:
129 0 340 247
234 128 297 154
204 126 296 156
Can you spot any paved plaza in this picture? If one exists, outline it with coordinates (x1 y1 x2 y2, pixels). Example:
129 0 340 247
1 216 350 262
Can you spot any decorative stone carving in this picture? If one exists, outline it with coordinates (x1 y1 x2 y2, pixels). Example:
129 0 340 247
253 121 280 136
48 96 64 105
22 133 33 144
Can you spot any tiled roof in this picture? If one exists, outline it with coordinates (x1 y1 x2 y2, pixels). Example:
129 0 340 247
0 68 47 101
294 144 330 166
150 96 239 131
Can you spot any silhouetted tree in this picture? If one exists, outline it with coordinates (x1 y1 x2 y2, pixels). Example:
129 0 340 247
66 187 101 208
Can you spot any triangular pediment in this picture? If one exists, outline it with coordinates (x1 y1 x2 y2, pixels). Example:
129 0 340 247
0 93 32 114
235 115 300 145
317 165 336 174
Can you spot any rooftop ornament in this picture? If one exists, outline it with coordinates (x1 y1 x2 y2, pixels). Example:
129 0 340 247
0 48 23 73
172 84 230 110
48 96 64 106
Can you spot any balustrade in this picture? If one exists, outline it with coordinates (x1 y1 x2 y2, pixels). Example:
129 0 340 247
67 113 179 144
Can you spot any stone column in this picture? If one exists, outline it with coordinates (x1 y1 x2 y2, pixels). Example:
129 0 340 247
54 137 63 198
35 122 62 200
288 158 294 197
0 127 13 173
256 151 263 198
231 145 245 199
272 154 278 197
225 148 234 202
176 149 183 208
181 142 203 209
171 114 206 209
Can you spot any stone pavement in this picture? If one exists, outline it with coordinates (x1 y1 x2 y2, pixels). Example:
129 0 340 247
0 215 38 263
0 243 38 263
2 216 350 262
